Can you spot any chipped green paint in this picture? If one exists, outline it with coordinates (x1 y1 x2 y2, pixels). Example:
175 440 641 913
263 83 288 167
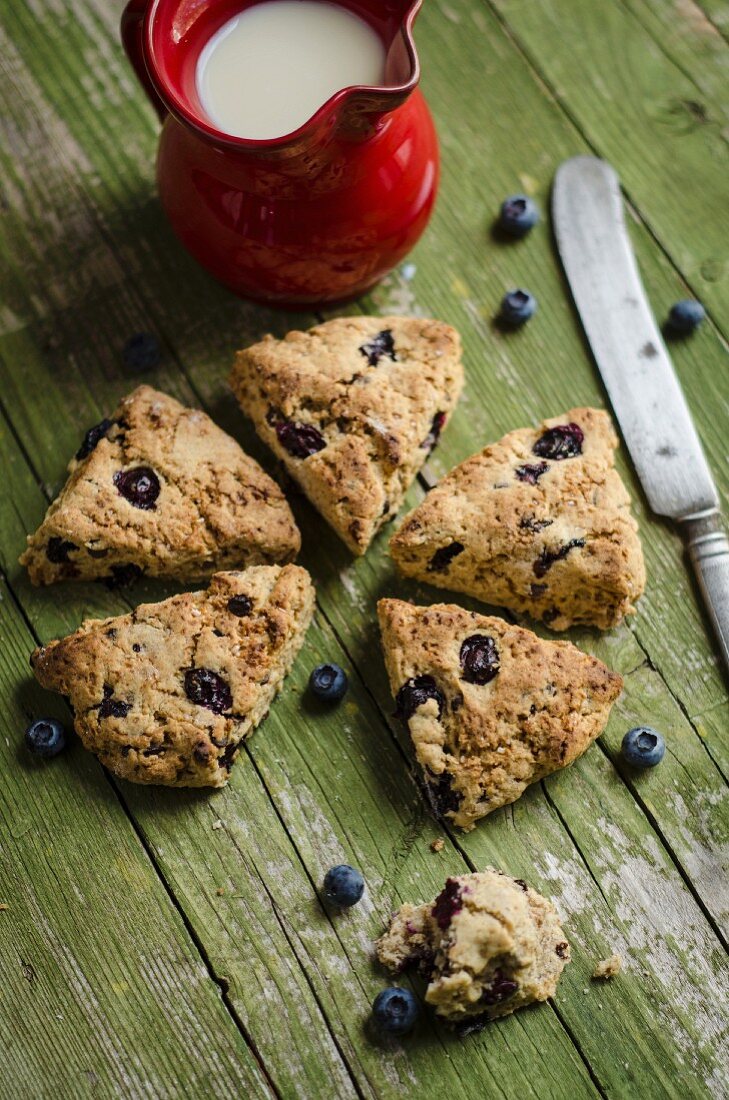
0 0 727 1096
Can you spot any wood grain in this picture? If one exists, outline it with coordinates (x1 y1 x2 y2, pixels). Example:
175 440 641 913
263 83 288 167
0 0 727 1096
0 577 272 1098
487 0 729 323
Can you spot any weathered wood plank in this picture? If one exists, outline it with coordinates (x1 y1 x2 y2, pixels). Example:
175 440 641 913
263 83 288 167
0 416 368 1099
1 0 727 1097
616 0 729 115
486 0 729 323
0 193 605 1100
378 0 729 742
309 500 729 1094
4 0 727 736
692 0 729 37
0 579 272 1100
0 48 601 1093
126 614 603 1100
460 763 729 1099
0 365 600 1097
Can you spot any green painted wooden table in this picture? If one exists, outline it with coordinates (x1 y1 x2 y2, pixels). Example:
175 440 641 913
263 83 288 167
1 1 727 1096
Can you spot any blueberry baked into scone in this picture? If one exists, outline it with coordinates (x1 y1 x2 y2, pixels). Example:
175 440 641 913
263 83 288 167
378 597 622 829
20 385 300 585
377 869 570 1025
230 317 463 554
30 565 314 786
390 407 645 630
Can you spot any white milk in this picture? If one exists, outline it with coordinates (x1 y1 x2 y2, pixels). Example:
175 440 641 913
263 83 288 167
196 1 387 140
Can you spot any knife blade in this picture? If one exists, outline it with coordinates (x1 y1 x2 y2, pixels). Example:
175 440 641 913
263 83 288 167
552 155 729 672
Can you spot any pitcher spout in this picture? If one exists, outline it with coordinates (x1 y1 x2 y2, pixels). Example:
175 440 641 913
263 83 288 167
328 0 423 139
121 0 438 307
128 0 424 150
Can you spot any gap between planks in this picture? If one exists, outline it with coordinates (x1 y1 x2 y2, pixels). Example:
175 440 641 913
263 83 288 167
0 407 369 1099
1 1 727 1091
478 0 729 343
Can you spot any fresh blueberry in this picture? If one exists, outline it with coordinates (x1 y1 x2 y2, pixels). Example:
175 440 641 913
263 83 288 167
309 663 348 702
498 194 539 237
621 726 666 768
499 289 537 327
25 717 67 758
372 987 419 1035
323 864 364 908
122 332 161 372
667 300 705 336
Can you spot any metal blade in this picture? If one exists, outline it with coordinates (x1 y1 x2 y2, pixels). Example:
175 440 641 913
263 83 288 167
552 156 718 520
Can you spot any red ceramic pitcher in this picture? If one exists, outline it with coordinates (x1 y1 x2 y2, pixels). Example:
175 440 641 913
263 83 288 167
121 0 439 308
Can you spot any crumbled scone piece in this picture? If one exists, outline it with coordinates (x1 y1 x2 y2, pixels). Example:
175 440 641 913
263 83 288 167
378 597 622 829
230 316 463 554
30 566 314 786
390 407 645 630
377 869 570 1023
592 954 623 979
20 385 300 585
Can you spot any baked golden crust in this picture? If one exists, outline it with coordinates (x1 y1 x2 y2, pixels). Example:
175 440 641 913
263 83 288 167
378 597 622 829
390 407 645 630
20 385 300 585
230 316 463 554
31 566 314 786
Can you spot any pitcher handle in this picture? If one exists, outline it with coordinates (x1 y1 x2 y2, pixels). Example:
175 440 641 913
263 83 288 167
121 0 167 121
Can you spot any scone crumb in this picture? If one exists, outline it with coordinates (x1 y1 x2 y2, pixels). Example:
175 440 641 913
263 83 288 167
592 953 622 980
212 819 224 831
0 903 8 911
376 869 569 1023
430 838 445 852
216 888 225 897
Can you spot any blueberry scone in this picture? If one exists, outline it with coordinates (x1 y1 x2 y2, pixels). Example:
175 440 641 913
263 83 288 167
377 869 570 1026
20 385 300 585
230 317 463 554
378 597 622 829
390 407 645 630
30 565 314 786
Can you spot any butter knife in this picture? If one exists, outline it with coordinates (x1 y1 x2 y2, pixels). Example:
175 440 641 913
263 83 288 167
552 155 729 674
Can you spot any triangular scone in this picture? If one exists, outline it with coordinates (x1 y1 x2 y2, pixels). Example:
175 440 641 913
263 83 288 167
378 598 622 829
20 385 300 586
390 407 645 630
31 566 314 786
230 317 463 554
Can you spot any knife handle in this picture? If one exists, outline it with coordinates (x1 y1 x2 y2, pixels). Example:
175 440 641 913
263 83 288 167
682 509 729 676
